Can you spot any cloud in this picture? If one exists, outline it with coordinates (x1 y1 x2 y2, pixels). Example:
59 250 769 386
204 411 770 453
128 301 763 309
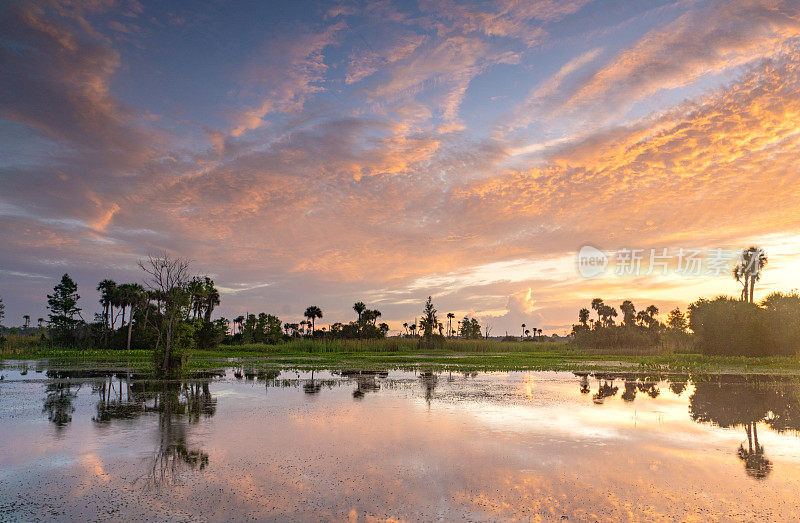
4 0 800 337
231 22 346 136
0 2 150 151
561 0 800 119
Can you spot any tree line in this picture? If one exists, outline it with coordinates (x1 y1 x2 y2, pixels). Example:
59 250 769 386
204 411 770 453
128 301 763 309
0 257 492 372
571 246 800 356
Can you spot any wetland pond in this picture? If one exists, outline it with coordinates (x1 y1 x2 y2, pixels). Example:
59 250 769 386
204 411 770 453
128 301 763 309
2 364 800 520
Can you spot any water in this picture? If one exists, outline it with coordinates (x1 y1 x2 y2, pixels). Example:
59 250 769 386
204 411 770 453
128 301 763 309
2 364 800 521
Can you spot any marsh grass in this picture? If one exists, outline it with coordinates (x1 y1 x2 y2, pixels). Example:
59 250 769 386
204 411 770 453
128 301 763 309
0 333 43 354
3 336 800 374
220 338 566 354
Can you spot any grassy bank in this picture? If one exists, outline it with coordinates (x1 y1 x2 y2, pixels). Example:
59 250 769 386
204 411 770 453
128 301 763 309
2 336 800 374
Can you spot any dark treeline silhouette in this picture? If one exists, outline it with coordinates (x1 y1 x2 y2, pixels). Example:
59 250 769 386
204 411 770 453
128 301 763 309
34 253 227 375
570 297 678 351
398 297 485 342
571 246 800 356
689 292 800 356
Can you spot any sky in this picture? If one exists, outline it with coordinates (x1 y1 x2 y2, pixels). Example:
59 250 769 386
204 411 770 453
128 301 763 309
1 0 800 335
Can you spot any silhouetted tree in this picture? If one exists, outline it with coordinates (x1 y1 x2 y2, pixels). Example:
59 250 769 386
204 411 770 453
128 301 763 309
304 306 322 336
420 297 438 338
353 302 366 322
47 274 82 345
733 246 768 303
620 300 636 327
138 253 192 375
667 308 687 331
578 308 590 327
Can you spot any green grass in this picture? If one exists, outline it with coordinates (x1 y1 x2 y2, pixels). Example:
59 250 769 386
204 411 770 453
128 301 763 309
3 337 800 374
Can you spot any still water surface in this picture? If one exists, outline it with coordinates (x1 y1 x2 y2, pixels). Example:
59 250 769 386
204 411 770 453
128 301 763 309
2 365 800 521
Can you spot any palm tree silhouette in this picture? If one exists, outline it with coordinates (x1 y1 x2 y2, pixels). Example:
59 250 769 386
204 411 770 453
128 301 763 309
733 247 768 303
521 323 526 339
353 302 366 322
446 313 455 338
304 306 323 337
96 279 116 328
23 314 30 329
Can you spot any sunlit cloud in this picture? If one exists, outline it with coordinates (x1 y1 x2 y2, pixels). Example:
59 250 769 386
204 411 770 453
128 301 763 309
2 0 800 334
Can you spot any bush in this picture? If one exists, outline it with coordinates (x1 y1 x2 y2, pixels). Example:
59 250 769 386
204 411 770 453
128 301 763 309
689 296 775 356
193 319 225 351
761 292 800 355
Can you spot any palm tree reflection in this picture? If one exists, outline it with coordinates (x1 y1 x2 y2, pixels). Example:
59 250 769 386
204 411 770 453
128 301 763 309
575 372 800 480
688 377 785 480
737 421 772 479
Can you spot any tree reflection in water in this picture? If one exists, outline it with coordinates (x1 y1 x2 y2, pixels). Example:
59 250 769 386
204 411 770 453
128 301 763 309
687 377 796 480
146 381 212 487
575 372 800 480
42 372 80 429
420 370 438 405
41 370 217 486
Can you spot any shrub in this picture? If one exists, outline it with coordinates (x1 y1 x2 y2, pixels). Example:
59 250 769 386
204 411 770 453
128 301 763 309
688 297 772 356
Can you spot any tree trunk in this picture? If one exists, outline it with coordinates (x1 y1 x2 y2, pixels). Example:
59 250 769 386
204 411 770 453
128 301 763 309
126 305 135 351
749 276 756 304
163 314 174 374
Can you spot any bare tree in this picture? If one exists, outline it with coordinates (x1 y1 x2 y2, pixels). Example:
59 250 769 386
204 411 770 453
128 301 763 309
138 253 193 374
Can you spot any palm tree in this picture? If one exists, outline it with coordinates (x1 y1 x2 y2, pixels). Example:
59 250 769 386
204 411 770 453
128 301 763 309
524 329 530 338
578 308 590 327
23 314 30 329
734 246 768 303
537 328 543 339
122 283 145 351
446 312 455 338
96 279 117 345
402 322 408 336
353 302 366 322
234 315 245 335
187 278 205 319
37 317 44 328
591 298 604 323
304 306 322 336
409 323 417 336
203 284 220 321
521 323 526 339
